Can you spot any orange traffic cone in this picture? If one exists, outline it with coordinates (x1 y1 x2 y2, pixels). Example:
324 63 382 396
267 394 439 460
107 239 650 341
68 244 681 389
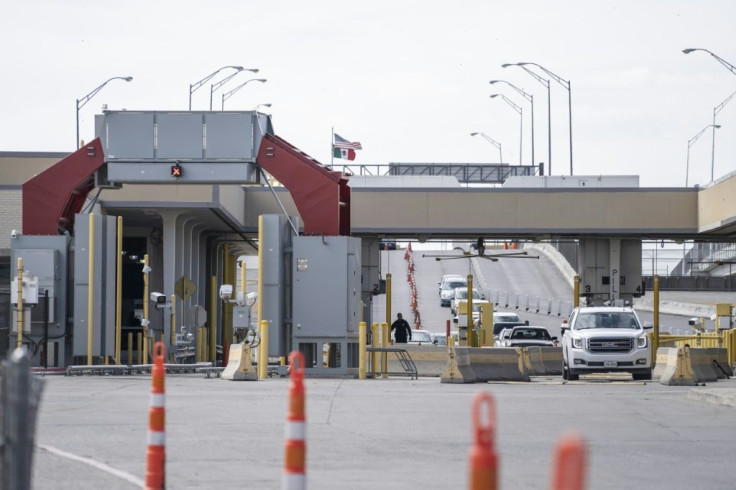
145 342 166 490
284 351 307 489
551 434 587 490
469 391 498 490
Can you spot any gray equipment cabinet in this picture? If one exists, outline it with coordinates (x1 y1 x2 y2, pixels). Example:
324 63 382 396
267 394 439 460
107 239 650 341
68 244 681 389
292 236 361 375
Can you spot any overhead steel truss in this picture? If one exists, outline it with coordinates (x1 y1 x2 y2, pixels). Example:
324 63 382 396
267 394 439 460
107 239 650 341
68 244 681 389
329 163 540 184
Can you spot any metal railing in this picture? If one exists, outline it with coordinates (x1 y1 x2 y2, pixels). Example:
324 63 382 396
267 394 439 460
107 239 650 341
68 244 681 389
327 162 541 184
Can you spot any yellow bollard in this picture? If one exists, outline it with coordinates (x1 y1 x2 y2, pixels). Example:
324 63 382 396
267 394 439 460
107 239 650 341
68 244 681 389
280 357 286 366
381 322 389 379
137 332 142 365
371 323 379 377
170 295 176 363
16 257 24 349
209 275 217 362
142 254 150 365
115 216 123 365
87 215 96 365
127 332 132 366
386 273 392 326
359 321 367 380
258 320 269 380
653 275 660 359
573 275 580 308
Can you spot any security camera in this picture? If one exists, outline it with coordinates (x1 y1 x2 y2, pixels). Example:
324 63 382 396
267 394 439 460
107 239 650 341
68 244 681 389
142 265 152 274
150 292 166 304
219 284 233 301
11 230 21 239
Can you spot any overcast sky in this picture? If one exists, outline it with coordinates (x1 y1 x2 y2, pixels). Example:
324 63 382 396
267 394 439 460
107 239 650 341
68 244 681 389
2 1 735 187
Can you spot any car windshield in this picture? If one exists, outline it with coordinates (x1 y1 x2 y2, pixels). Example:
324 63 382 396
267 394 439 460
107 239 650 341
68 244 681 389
455 289 479 300
443 281 466 291
495 314 520 323
433 335 447 345
511 328 551 340
574 312 641 330
412 331 432 342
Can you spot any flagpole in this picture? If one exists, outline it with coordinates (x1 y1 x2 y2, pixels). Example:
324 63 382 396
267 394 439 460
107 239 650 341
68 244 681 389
331 126 334 168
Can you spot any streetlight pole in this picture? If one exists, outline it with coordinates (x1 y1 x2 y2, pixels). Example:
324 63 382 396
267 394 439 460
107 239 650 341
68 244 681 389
189 66 252 110
711 90 736 182
221 79 268 110
76 76 133 149
490 94 523 164
683 48 736 76
209 69 256 110
517 62 573 175
470 132 503 163
503 63 552 176
686 124 721 187
489 80 534 166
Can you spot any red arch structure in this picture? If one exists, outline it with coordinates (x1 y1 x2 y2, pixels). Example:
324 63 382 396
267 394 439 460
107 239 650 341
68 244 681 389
257 133 350 236
22 133 351 237
22 139 106 236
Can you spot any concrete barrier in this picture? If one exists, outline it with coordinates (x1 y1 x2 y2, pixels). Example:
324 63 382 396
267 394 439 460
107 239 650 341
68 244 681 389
524 347 563 376
690 348 732 381
221 343 257 381
441 347 477 384
657 347 696 386
387 345 448 377
469 347 529 382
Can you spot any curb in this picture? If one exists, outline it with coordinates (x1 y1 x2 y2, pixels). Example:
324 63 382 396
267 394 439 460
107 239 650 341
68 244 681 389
687 388 736 409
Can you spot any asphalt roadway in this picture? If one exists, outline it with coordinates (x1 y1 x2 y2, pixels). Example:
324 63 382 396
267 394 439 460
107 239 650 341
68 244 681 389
33 372 736 489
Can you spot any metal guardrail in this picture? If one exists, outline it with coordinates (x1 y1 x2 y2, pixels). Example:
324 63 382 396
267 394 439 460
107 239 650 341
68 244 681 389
65 362 215 376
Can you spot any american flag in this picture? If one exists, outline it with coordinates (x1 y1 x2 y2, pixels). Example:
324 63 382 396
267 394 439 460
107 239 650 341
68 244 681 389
333 133 362 150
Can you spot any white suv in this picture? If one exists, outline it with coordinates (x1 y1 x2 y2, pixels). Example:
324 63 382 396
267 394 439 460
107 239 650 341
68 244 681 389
561 307 653 381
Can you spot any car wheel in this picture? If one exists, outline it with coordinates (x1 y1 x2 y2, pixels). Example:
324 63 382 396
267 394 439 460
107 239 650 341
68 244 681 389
562 360 569 380
568 369 579 381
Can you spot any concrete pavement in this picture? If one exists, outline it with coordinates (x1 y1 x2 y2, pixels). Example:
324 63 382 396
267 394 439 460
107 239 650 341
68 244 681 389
31 372 736 489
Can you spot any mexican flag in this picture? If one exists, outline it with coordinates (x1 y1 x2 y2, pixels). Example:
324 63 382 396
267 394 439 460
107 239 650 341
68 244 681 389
333 147 356 160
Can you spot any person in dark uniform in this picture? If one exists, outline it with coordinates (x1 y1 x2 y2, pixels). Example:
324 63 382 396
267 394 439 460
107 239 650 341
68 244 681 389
391 313 412 343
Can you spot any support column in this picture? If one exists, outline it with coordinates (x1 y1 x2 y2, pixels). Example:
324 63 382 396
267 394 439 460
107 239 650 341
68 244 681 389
159 210 185 357
609 238 621 302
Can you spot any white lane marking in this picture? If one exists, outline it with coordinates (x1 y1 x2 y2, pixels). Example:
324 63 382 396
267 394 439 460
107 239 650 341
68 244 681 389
37 444 144 487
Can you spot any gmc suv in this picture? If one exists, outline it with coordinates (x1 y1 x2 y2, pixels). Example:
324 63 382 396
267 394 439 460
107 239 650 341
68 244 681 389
561 306 653 381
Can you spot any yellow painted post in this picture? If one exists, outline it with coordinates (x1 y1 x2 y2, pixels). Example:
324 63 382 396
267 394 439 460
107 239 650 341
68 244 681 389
371 322 379 377
386 273 392 326
258 319 269 380
142 254 150 365
87 214 96 366
223 245 234 355
381 322 389 378
653 275 659 368
170 295 176 363
280 357 286 366
127 332 132 365
480 302 493 346
359 321 367 379
137 332 142 365
467 275 475 347
573 275 580 308
209 275 217 362
16 257 24 349
115 216 123 365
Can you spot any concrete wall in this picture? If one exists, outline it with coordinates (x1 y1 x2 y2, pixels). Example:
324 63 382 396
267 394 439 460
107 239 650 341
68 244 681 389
0 189 22 251
698 172 736 233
